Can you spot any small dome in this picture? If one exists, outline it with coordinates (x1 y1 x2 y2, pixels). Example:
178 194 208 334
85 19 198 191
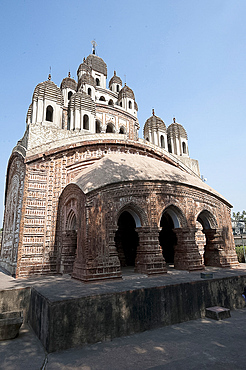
85 54 107 76
60 73 77 91
144 111 166 137
118 84 135 100
33 79 64 105
69 91 96 114
109 71 122 87
167 119 187 139
77 60 92 75
78 72 95 90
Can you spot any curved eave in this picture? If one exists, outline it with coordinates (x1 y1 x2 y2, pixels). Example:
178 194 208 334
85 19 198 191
72 153 232 208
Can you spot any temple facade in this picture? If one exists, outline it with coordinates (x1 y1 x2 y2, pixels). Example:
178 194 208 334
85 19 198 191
0 48 238 280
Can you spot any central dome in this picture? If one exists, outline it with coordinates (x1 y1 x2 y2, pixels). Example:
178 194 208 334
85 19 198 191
85 54 107 76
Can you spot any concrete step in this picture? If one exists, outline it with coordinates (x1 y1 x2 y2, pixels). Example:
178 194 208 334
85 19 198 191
205 306 231 320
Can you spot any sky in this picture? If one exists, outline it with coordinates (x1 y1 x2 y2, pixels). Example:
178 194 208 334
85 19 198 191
0 0 246 225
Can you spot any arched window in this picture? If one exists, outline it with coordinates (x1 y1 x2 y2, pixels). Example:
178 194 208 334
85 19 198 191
99 96 106 101
83 114 89 130
119 126 126 134
106 123 115 133
120 102 122 107
46 105 53 122
95 119 101 133
182 142 187 154
96 78 100 86
66 210 77 231
117 85 120 92
88 88 91 96
108 99 113 106
68 91 72 100
160 135 165 148
128 101 132 109
168 143 172 153
146 137 149 141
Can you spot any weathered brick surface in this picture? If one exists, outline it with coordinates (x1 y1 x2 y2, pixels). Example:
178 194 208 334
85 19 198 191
0 140 238 280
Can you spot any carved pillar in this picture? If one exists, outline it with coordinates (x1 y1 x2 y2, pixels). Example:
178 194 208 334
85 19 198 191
174 227 204 271
135 226 166 275
108 226 122 275
203 228 238 267
60 230 77 274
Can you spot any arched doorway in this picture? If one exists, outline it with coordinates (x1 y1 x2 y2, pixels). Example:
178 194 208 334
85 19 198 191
61 208 78 274
196 210 217 266
106 123 115 133
195 219 206 265
115 211 139 268
159 212 177 264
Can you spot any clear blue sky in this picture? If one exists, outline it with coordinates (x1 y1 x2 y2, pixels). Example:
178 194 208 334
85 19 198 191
1 0 246 225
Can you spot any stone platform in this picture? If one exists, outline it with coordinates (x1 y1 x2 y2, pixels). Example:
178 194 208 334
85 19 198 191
1 265 246 353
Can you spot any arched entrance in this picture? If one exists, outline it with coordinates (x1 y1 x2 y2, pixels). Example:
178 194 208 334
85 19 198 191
115 211 139 268
196 210 217 266
195 219 206 265
61 209 78 274
159 205 186 268
159 212 177 264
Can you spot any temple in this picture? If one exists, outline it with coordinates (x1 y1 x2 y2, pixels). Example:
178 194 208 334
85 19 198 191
0 48 238 280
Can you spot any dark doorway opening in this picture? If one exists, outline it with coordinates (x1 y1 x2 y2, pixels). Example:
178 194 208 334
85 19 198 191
115 211 139 267
195 219 206 265
159 212 177 263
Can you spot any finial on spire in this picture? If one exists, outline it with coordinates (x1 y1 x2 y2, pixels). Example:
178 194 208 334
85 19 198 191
68 71 71 78
48 66 51 80
152 108 155 116
173 117 176 123
114 70 116 76
91 39 97 55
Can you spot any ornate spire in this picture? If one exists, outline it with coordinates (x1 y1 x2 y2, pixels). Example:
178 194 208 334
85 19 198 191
48 66 51 80
91 39 97 55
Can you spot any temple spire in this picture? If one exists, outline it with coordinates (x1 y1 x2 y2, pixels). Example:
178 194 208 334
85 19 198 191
91 39 97 55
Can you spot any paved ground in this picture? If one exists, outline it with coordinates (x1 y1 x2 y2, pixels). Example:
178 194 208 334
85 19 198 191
0 308 246 370
1 265 246 369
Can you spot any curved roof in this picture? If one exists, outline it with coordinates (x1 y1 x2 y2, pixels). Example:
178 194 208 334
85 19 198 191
118 84 135 100
78 72 95 89
144 113 166 137
72 153 228 205
85 54 107 76
77 61 91 75
109 71 122 87
69 91 96 114
32 80 64 105
167 122 187 139
60 76 77 91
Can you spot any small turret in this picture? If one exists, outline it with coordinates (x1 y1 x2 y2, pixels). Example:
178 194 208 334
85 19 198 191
167 118 189 156
143 110 167 149
109 71 122 93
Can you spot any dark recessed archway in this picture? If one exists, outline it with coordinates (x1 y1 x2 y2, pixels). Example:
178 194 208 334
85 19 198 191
115 211 139 267
159 212 177 264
